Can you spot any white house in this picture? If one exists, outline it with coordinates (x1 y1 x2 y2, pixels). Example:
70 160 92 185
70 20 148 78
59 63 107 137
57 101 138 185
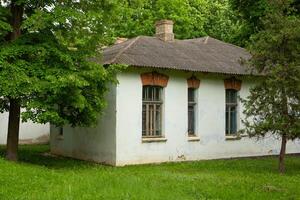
0 112 49 144
50 20 300 166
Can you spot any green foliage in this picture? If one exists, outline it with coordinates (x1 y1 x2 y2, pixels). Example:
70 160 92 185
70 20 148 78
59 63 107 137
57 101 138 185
109 0 242 43
241 2 300 140
0 6 12 38
230 0 300 46
1 145 300 199
0 0 122 127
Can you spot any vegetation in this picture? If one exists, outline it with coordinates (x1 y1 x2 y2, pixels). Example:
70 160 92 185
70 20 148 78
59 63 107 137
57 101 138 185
0 145 300 200
241 0 300 173
110 0 241 44
0 0 299 177
0 0 120 161
229 0 300 46
0 0 244 162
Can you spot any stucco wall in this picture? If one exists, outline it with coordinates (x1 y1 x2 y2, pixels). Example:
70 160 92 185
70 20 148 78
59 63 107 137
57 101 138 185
0 112 49 144
115 69 300 166
50 85 117 165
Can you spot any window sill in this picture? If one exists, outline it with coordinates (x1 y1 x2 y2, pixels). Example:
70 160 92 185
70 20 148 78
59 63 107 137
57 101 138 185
188 136 200 142
225 135 241 141
56 135 64 140
142 137 167 143
240 134 248 137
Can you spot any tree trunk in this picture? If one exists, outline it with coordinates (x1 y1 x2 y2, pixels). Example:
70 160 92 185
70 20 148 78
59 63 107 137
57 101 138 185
8 1 23 41
5 1 23 161
6 99 21 161
279 134 287 174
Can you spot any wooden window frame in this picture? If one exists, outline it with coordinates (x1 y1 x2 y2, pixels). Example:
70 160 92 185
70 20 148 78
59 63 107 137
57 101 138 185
142 86 163 138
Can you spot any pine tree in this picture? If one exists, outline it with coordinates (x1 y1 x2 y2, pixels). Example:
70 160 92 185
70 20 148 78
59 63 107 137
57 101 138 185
242 1 300 173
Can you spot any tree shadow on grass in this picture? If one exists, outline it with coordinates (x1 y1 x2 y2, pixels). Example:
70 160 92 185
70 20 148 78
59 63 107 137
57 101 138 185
0 144 299 175
162 154 300 176
0 144 107 170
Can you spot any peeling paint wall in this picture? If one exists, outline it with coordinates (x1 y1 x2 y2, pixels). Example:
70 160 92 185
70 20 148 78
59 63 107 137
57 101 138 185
50 85 117 165
0 112 49 144
115 69 300 166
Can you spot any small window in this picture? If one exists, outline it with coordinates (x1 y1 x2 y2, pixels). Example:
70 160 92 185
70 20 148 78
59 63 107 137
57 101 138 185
59 127 63 135
226 89 238 135
188 88 197 136
142 86 163 137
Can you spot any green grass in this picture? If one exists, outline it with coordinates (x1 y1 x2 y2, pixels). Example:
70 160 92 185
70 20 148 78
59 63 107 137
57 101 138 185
0 145 300 200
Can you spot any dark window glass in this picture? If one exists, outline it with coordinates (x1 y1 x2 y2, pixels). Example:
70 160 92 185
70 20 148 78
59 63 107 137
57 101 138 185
188 88 195 102
226 89 238 135
188 88 196 136
59 127 63 135
142 86 163 137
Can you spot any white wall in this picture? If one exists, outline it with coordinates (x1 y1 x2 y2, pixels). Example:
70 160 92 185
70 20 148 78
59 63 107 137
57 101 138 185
0 112 49 144
115 69 300 166
50 85 117 165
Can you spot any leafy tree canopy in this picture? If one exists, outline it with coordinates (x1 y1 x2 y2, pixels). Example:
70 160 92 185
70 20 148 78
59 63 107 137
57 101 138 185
230 0 300 46
1 0 126 160
0 0 121 128
108 0 242 44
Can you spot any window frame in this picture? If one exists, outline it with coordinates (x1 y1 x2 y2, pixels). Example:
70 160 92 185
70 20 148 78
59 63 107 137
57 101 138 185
142 85 164 138
188 88 197 137
225 89 238 136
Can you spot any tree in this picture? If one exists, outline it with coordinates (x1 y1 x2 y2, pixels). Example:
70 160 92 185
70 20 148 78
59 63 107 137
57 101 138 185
109 0 242 44
0 0 120 161
241 1 300 173
229 0 300 46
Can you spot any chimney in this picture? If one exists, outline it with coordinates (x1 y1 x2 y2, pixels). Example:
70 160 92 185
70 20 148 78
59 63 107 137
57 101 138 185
115 37 128 44
155 20 174 42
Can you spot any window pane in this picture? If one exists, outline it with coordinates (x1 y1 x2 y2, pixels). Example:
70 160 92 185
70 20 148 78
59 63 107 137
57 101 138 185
143 86 162 101
226 89 238 135
142 104 146 136
142 87 148 100
188 105 195 135
149 104 154 135
155 104 161 136
188 88 196 136
142 86 163 137
226 89 237 104
226 105 237 135
226 106 230 134
154 87 159 101
188 88 195 102
230 106 237 134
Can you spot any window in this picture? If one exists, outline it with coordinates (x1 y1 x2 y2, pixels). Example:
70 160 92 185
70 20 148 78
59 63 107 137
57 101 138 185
59 127 63 136
56 126 64 140
226 89 238 135
188 88 197 136
142 86 163 137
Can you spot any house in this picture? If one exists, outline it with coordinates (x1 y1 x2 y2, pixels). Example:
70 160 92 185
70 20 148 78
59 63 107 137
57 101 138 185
50 20 300 166
0 112 49 144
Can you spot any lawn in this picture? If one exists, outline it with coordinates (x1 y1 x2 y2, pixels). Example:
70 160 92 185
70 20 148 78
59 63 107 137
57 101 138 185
0 145 300 200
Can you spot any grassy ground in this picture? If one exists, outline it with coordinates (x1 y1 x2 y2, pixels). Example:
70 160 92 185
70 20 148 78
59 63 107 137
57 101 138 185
0 145 300 200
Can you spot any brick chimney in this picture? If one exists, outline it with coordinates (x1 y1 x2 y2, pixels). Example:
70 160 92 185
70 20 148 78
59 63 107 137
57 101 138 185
155 20 174 42
115 37 128 44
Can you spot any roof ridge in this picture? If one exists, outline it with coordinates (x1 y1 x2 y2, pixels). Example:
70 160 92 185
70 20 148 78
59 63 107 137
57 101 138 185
203 36 209 44
204 36 247 51
109 36 141 63
183 36 246 51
